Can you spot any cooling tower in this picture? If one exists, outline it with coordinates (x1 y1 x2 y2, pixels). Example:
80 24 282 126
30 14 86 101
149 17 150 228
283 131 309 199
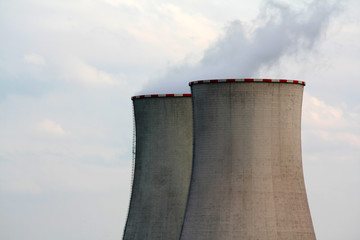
123 94 193 240
180 79 316 240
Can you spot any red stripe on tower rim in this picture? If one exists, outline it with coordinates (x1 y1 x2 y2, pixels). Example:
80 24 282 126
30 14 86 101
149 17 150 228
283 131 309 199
189 79 306 86
131 93 192 100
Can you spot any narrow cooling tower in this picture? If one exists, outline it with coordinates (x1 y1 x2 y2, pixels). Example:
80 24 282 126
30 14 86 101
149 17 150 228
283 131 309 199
180 79 316 240
124 94 193 240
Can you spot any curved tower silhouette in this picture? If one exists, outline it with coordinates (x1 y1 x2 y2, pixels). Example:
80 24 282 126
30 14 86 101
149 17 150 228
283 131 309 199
180 79 316 240
124 94 193 240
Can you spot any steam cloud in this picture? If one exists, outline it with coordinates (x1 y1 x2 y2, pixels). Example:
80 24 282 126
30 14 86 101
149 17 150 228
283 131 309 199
140 0 340 94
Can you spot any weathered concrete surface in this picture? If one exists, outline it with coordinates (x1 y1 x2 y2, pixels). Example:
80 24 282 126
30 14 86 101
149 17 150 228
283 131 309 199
180 82 316 240
123 96 193 240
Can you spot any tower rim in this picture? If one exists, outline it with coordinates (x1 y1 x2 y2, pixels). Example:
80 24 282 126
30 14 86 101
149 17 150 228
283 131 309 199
189 78 306 86
131 94 192 100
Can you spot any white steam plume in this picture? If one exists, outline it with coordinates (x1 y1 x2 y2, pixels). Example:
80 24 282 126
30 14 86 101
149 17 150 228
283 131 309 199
140 0 341 94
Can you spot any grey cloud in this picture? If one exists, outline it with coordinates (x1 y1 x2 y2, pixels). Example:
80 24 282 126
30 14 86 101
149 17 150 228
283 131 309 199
140 0 341 94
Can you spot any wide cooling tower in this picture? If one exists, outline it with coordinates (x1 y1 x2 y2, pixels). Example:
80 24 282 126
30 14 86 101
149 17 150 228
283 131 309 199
123 94 193 240
180 79 316 240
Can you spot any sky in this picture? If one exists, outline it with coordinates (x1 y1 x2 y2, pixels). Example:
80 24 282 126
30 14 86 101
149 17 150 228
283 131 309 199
0 0 359 239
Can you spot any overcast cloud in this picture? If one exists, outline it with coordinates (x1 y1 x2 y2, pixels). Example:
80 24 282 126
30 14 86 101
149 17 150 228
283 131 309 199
1 0 359 239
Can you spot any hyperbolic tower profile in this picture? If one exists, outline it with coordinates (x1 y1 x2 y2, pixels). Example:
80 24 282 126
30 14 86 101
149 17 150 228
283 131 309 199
124 94 193 240
180 79 316 240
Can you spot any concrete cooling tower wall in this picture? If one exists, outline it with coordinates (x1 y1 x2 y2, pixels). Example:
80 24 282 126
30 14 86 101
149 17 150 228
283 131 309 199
180 79 316 240
123 94 193 240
